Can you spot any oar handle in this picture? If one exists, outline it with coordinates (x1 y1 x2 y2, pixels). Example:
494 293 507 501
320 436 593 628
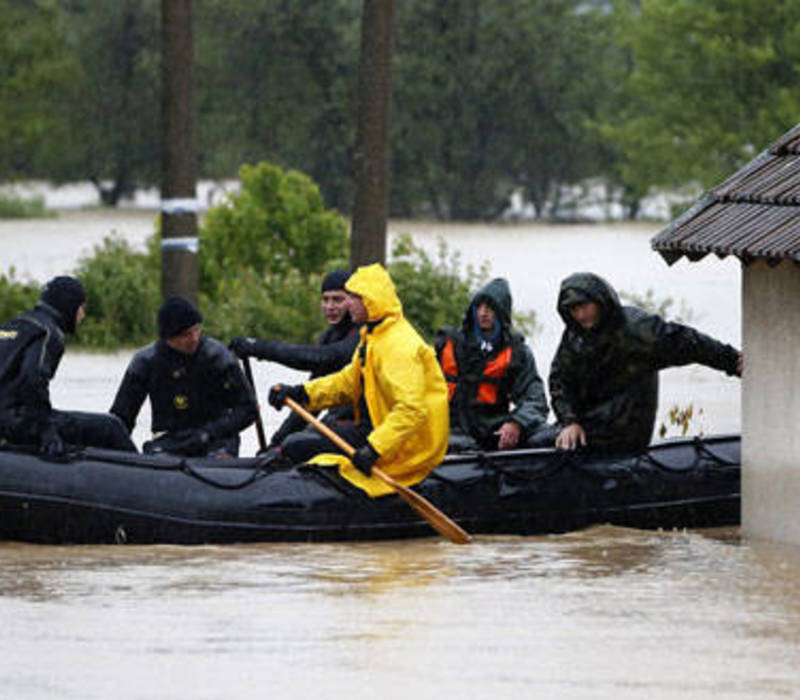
284 396 471 544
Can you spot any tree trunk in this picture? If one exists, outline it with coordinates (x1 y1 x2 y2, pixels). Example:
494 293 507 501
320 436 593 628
161 0 198 304
350 0 394 269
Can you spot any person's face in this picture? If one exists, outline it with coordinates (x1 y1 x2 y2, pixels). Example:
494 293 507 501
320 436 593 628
570 301 601 330
166 323 202 355
75 303 86 328
476 302 496 334
321 290 349 325
346 293 368 325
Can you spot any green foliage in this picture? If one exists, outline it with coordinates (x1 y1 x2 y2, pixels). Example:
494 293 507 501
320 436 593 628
194 0 359 211
598 0 800 206
200 268 324 345
72 236 160 348
199 161 349 343
0 194 53 219
58 0 161 202
388 234 489 341
0 0 79 181
0 269 39 322
200 162 349 289
392 0 616 219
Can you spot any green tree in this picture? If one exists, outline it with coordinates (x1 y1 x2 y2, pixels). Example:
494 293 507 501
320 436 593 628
56 0 161 205
0 0 78 180
194 0 359 211
392 0 615 219
599 0 800 212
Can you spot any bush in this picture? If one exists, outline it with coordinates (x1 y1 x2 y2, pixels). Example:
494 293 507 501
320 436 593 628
73 236 160 348
198 161 349 343
0 194 54 219
0 269 40 321
388 234 489 341
200 162 349 290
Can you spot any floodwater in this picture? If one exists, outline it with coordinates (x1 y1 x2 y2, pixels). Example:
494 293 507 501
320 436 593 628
2 209 796 700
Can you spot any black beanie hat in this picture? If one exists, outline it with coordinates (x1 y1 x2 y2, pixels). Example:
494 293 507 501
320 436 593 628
40 276 86 333
321 269 351 293
158 297 202 339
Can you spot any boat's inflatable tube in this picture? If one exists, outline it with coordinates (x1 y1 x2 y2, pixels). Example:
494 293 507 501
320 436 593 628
0 434 740 544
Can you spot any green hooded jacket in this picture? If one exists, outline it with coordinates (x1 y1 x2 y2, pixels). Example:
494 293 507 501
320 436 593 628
435 277 548 449
549 272 740 451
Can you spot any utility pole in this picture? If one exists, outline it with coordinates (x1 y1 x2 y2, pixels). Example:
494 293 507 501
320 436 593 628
161 0 198 303
350 0 394 269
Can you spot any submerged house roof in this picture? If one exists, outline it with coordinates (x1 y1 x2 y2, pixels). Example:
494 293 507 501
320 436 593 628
651 122 800 265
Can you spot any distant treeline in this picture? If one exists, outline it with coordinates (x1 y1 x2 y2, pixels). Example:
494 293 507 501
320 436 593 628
2 0 799 220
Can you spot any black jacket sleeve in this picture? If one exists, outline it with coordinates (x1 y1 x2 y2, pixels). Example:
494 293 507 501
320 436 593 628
247 333 359 375
636 315 741 376
110 352 150 434
200 356 257 440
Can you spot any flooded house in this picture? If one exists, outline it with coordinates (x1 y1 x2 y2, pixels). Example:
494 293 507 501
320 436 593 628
652 122 800 546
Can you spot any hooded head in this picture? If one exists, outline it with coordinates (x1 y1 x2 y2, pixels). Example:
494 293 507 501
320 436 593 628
557 272 623 332
345 263 402 323
40 276 86 334
158 297 202 339
463 278 512 330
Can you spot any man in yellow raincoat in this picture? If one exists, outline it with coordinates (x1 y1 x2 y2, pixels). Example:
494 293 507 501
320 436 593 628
267 263 449 497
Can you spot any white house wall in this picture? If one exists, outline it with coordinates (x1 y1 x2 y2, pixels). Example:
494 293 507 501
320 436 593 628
742 260 800 544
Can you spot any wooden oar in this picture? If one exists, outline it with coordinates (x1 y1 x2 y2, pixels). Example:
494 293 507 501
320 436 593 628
284 397 471 544
241 358 268 453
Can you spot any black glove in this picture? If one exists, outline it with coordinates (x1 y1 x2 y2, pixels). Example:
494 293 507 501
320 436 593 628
351 442 380 476
174 429 211 456
39 424 66 459
229 337 257 359
268 384 308 411
144 429 209 456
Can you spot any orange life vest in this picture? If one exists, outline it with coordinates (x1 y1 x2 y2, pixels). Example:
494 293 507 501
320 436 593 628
440 337 513 405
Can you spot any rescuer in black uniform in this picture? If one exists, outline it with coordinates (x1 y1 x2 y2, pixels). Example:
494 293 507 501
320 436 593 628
0 276 136 456
229 269 360 450
111 297 256 457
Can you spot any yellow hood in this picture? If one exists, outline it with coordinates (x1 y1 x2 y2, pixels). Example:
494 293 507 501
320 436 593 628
345 263 402 322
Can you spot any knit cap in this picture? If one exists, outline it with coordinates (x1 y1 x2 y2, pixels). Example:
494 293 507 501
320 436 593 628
158 297 202 338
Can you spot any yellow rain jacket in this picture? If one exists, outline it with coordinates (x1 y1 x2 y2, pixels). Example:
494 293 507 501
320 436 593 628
304 264 449 497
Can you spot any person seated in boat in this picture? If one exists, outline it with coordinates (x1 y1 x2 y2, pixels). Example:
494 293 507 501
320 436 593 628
266 263 449 497
434 277 551 452
110 297 257 457
0 276 136 457
550 272 743 453
228 269 360 452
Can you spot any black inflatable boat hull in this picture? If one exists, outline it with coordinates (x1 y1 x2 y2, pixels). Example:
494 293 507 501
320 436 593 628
0 434 740 544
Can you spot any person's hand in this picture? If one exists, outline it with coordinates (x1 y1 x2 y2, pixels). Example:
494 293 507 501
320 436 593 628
175 429 210 456
39 424 65 459
268 384 309 410
351 443 380 476
555 422 587 451
229 337 256 359
495 421 521 450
